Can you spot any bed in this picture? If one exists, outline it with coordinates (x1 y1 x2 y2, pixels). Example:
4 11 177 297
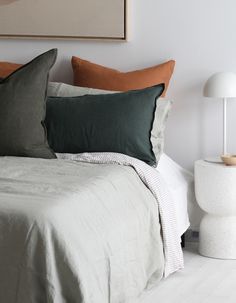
0 50 190 302
0 152 190 303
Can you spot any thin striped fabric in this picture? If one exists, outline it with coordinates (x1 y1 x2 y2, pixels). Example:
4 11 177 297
56 152 184 278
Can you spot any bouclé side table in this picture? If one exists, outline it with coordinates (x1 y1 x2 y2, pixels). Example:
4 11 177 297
195 160 236 259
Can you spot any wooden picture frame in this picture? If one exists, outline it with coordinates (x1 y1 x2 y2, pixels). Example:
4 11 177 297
0 0 129 41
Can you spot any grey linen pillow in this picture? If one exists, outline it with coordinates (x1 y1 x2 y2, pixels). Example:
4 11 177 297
0 49 57 158
48 82 172 163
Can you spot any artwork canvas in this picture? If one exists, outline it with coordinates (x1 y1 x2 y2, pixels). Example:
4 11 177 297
0 0 128 40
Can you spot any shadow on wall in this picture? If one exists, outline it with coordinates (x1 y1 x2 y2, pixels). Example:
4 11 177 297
165 74 207 171
51 58 74 84
0 0 19 5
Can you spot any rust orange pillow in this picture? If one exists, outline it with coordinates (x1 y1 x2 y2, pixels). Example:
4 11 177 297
0 62 22 78
71 57 175 97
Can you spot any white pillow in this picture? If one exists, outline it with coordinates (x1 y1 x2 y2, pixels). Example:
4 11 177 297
48 82 114 97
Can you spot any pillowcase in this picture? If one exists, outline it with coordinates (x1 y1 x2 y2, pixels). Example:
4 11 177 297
45 84 165 166
71 56 175 97
0 61 22 78
48 81 115 97
0 49 57 158
47 82 172 162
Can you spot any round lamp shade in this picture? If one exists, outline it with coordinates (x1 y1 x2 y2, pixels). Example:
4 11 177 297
203 72 236 98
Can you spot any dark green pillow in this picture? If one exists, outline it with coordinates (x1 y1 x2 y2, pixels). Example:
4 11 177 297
0 49 57 158
46 84 164 165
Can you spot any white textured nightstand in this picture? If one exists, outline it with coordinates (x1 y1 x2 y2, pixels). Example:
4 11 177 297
195 160 236 259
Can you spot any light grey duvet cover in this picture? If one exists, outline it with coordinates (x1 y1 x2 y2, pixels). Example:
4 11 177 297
0 157 164 303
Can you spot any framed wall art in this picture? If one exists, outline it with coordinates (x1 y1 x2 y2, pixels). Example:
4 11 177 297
0 0 128 41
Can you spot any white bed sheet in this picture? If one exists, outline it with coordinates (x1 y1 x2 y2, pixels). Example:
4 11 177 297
157 154 191 236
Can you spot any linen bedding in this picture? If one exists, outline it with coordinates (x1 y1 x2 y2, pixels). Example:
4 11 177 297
0 153 183 303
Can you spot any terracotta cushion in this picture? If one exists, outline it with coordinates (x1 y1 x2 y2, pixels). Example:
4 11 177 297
71 56 175 96
0 62 22 78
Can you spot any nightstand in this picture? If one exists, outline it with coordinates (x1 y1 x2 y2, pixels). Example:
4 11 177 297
195 160 236 259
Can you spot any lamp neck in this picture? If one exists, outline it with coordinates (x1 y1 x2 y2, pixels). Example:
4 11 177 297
223 98 227 155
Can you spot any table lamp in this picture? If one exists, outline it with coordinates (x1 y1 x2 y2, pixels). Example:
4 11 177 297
203 72 236 158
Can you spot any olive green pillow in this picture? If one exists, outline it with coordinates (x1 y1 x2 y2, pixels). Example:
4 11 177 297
47 82 172 162
46 84 164 166
0 49 57 158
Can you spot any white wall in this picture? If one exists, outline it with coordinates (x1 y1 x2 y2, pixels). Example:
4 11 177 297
1 0 236 172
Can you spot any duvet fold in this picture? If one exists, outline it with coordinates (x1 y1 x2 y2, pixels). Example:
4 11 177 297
0 155 168 303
